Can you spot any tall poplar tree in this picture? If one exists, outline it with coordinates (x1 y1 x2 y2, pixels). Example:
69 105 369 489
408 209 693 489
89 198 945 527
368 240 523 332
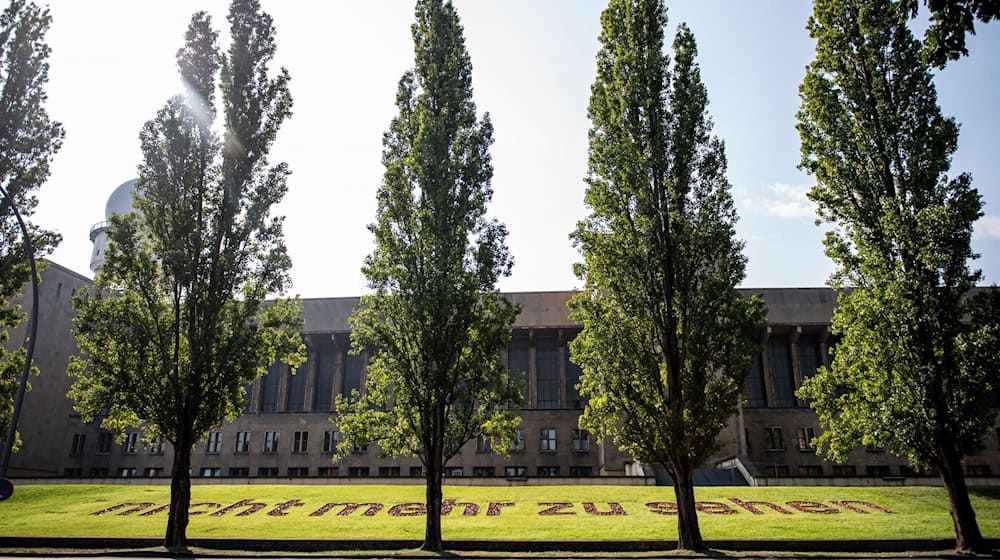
69 0 302 548
0 0 62 459
335 0 520 551
796 0 998 553
569 0 765 551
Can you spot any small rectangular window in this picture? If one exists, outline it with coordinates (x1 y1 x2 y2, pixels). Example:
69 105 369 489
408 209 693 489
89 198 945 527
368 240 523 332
323 430 339 453
537 466 560 477
504 466 526 477
63 467 83 477
569 466 593 477
200 467 221 477
476 436 491 453
70 433 86 455
96 432 112 454
765 426 784 451
473 466 495 477
148 437 163 455
409 466 424 477
866 465 891 477
206 431 222 454
318 466 339 477
119 467 136 478
263 431 279 454
378 466 401 477
798 465 823 477
348 466 370 477
90 467 109 477
571 429 589 451
257 467 278 477
293 431 309 454
352 443 368 454
444 466 464 477
797 427 816 451
833 465 857 476
540 428 557 451
966 464 991 477
510 428 525 452
288 467 309 477
765 465 790 477
123 432 139 454
235 431 251 454
228 467 249 477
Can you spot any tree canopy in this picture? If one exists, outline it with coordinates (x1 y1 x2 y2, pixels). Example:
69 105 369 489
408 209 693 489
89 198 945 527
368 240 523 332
570 0 765 551
334 0 520 551
0 0 63 461
901 0 999 65
68 0 302 547
796 0 998 553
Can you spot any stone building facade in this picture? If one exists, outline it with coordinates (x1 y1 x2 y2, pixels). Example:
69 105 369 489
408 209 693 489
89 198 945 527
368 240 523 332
6 262 1000 482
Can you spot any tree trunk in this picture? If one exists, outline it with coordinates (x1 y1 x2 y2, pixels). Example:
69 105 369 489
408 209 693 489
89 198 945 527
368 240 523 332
164 436 192 549
937 442 987 554
672 462 705 552
421 400 445 552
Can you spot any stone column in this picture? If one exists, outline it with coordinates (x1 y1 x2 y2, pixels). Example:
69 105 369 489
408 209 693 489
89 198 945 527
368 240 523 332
760 327 775 408
303 335 317 412
790 326 804 408
276 362 290 412
819 325 832 367
527 329 537 409
332 333 346 409
557 329 566 409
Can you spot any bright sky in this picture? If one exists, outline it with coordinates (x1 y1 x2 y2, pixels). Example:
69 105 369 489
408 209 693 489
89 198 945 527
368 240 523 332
34 1 1000 298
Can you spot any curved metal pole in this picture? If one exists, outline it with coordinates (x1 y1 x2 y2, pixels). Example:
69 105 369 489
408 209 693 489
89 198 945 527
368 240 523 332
0 188 40 479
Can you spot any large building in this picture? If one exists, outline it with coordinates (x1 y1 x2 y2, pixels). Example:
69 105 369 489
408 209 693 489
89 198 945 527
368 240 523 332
4 181 999 483
8 263 1000 483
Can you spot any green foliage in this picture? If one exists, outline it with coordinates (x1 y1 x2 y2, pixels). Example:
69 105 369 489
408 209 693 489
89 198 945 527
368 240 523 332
796 0 997 551
796 0 993 468
571 0 764 477
901 0 999 66
570 0 764 549
0 0 62 448
68 0 301 546
336 0 519 548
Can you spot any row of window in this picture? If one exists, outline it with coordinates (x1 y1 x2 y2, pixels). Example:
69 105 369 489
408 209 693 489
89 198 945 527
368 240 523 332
69 428 592 456
62 465 596 478
762 464 994 478
69 432 161 456
745 334 825 408
249 329 587 414
757 426 819 453
757 426 1000 454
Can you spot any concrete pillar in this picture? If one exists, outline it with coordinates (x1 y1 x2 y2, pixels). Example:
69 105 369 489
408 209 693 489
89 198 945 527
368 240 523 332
557 329 566 409
528 329 537 409
302 335 317 412
250 376 263 413
819 325 832 367
790 326 804 408
276 362 290 412
760 327 775 407
332 333 346 408
737 400 748 456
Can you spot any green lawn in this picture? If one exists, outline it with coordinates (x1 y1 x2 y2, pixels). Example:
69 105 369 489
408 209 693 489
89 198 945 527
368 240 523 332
0 484 997 541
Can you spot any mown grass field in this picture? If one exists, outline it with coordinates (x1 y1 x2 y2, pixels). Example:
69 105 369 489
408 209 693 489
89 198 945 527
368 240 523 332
0 484 998 541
